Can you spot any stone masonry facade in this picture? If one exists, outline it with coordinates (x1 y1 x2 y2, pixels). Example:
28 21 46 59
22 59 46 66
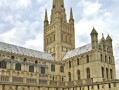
0 0 119 90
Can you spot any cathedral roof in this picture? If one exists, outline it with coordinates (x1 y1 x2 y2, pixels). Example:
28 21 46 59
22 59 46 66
62 43 92 60
0 42 54 61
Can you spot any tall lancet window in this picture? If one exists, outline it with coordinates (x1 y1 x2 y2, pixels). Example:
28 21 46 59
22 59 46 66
100 54 103 62
68 72 71 81
77 70 81 80
86 55 89 63
86 68 90 79
106 68 108 79
110 69 113 79
105 55 107 63
69 61 71 68
102 67 104 78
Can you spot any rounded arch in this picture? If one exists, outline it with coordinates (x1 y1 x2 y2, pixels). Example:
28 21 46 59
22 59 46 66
77 58 80 65
69 61 71 68
105 55 107 63
60 66 64 73
110 69 113 79
109 57 111 64
52 76 55 81
77 70 80 80
29 65 34 73
68 72 71 81
86 68 90 79
101 67 104 78
51 64 55 72
106 68 108 79
100 54 103 62
15 63 21 71
86 55 89 63
0 60 7 69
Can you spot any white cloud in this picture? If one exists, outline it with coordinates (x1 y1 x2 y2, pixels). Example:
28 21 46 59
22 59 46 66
25 33 43 51
78 0 101 16
0 20 40 45
0 0 32 10
0 24 5 30
17 0 31 8
37 0 45 3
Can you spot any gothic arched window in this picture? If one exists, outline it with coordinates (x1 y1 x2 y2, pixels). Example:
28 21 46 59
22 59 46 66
106 68 108 79
15 63 21 71
62 77 64 81
110 69 113 79
51 64 55 72
0 61 7 69
41 67 45 74
86 68 90 79
60 66 64 73
77 58 80 65
68 72 71 81
109 57 111 64
53 76 54 81
86 55 89 63
29 65 34 73
77 70 80 80
100 54 103 62
105 55 107 63
102 67 104 78
69 61 71 68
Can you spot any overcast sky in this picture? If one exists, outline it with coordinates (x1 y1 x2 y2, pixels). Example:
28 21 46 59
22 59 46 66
0 0 119 79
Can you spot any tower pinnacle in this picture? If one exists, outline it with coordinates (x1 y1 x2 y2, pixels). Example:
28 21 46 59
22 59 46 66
91 27 98 35
70 8 74 20
44 9 49 26
106 34 112 41
91 27 98 49
44 9 48 21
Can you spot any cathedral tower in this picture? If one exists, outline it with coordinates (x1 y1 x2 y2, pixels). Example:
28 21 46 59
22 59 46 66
44 0 75 61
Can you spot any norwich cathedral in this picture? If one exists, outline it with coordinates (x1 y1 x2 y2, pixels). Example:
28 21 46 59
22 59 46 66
0 0 119 90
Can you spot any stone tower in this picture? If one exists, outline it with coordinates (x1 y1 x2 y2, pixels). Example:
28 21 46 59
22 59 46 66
90 27 98 49
44 0 75 61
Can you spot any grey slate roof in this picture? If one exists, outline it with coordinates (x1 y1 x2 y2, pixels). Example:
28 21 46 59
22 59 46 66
62 43 92 60
0 42 54 61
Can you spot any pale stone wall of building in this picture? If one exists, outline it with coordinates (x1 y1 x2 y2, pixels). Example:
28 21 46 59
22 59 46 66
63 47 116 83
0 0 119 90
